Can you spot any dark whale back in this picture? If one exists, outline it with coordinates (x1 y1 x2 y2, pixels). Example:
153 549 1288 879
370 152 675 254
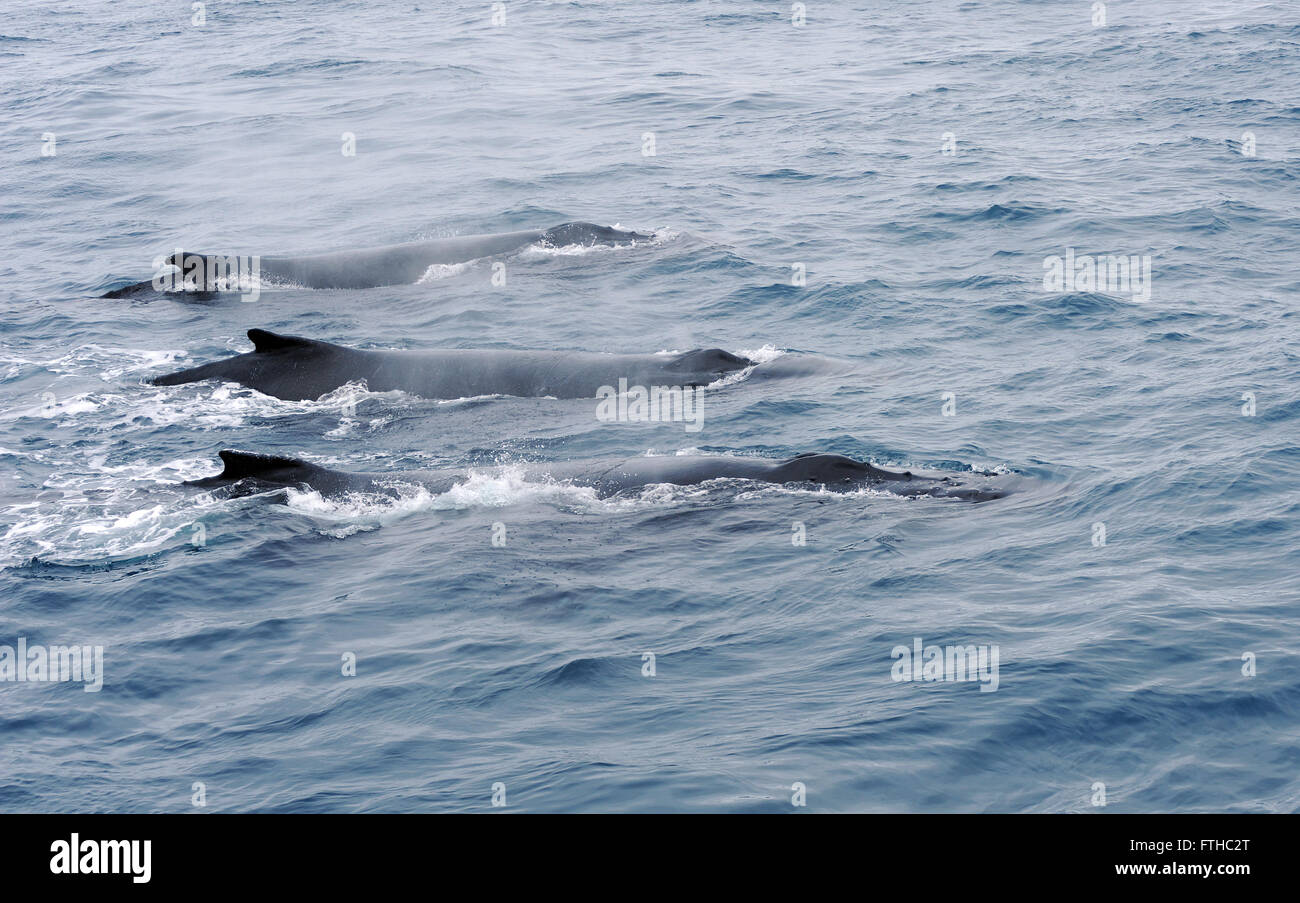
151 330 755 401
540 222 650 246
772 453 911 484
184 450 1013 502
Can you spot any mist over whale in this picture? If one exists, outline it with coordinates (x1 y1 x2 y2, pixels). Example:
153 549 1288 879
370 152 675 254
102 222 650 296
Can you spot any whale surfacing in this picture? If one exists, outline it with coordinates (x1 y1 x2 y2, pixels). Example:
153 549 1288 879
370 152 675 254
102 222 651 296
151 330 753 401
185 450 1013 502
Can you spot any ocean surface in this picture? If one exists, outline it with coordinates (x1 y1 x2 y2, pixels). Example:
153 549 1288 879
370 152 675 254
1 0 1298 813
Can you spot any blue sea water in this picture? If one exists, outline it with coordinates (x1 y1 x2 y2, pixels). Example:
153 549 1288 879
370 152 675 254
1 0 1298 813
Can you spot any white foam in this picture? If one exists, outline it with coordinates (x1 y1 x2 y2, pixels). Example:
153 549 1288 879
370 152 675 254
0 456 226 570
710 343 786 388
517 226 675 260
964 461 1015 476
136 381 405 430
417 260 478 282
42 344 189 380
276 465 610 537
283 482 438 538
436 466 602 510
436 393 510 405
737 344 785 365
731 482 908 502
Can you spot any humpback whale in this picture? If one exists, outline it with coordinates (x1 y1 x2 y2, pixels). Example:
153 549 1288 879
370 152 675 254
151 329 754 401
102 222 650 296
185 450 1013 502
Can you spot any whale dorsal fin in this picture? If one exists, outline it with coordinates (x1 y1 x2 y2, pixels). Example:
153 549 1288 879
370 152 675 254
216 449 309 479
183 450 320 491
248 329 316 353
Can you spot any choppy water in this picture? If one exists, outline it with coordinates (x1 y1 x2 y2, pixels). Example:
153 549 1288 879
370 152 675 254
2 0 1298 812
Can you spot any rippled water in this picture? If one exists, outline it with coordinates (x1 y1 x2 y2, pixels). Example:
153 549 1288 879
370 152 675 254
2 0 1298 812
